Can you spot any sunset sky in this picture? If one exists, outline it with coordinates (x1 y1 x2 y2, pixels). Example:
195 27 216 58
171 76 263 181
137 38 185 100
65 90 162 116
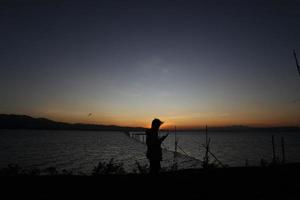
1 0 300 128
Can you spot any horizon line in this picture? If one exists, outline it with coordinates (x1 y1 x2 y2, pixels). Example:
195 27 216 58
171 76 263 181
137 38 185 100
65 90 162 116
1 113 300 130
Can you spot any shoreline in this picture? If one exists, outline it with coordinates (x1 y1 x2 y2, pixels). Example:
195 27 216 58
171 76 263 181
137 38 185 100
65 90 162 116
1 163 300 199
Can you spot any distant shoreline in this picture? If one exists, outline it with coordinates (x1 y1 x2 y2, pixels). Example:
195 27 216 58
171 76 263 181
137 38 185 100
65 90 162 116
0 114 145 132
1 114 299 132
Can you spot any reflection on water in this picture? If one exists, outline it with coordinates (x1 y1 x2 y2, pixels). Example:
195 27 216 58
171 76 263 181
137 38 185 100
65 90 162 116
0 130 299 173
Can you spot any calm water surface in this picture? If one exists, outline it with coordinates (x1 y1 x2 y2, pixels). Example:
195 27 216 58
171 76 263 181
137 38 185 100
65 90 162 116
0 130 299 173
162 131 300 166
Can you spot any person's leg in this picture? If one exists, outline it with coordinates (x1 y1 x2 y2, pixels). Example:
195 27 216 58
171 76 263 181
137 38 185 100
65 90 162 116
157 161 161 172
149 159 153 174
151 160 161 174
149 160 160 174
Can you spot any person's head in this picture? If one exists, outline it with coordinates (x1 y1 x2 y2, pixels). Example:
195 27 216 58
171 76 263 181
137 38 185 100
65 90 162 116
151 118 163 130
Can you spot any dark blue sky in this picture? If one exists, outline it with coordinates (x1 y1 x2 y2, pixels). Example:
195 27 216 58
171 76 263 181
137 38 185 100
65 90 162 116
1 0 300 127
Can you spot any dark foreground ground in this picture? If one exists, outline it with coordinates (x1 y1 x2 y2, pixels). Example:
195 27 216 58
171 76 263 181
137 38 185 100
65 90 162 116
1 164 300 200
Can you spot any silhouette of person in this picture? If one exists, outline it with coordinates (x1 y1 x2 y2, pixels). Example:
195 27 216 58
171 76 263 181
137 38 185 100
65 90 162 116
146 118 168 174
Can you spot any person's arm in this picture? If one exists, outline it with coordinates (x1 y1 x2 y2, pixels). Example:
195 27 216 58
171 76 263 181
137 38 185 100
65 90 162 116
159 133 169 143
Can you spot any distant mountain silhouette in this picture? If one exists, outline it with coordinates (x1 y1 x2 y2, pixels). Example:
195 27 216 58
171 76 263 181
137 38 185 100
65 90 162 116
0 114 145 131
0 114 299 132
162 125 300 132
204 125 300 132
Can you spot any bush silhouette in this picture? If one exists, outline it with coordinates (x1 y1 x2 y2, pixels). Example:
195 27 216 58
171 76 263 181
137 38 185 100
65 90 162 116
132 161 149 174
92 159 125 175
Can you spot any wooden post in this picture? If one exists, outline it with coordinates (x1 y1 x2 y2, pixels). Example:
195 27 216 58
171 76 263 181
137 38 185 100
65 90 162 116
204 125 209 166
175 126 177 153
281 137 285 164
272 135 276 164
205 125 208 146
173 126 178 163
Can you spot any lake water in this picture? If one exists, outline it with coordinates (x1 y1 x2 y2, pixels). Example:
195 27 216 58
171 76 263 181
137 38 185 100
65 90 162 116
0 130 199 173
159 130 300 167
0 129 299 174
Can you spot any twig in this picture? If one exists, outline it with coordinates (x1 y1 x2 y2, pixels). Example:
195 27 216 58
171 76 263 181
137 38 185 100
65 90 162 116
293 49 300 76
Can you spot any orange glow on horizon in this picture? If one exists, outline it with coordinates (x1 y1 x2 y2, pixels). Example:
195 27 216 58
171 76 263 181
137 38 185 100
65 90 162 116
23 111 300 129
